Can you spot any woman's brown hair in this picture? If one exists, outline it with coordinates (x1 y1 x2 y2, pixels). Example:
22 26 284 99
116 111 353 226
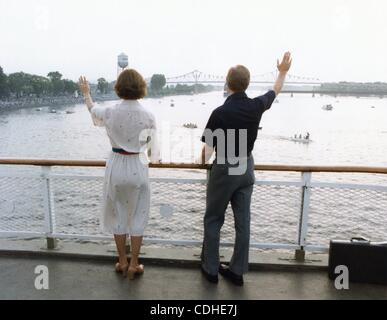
115 69 147 100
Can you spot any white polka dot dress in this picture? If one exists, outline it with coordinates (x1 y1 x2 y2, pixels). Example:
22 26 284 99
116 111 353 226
90 99 159 235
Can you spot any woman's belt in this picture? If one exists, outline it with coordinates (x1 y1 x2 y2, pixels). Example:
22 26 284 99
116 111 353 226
112 148 140 155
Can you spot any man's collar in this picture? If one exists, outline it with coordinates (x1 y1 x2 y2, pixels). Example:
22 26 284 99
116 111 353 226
225 91 247 102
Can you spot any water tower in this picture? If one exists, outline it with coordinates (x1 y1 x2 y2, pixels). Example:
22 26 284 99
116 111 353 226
117 52 128 77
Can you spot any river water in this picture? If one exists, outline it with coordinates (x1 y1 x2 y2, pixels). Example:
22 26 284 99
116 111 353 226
1 90 387 166
1 90 387 246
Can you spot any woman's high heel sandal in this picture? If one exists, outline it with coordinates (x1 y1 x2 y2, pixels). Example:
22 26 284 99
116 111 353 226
115 262 129 278
128 264 144 280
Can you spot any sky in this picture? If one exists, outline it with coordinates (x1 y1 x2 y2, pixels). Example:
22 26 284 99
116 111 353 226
1 0 386 82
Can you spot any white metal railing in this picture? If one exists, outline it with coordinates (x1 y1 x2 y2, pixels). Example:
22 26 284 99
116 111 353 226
1 159 387 256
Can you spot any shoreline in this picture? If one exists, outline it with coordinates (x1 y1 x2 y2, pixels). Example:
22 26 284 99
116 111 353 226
0 93 119 112
0 89 221 112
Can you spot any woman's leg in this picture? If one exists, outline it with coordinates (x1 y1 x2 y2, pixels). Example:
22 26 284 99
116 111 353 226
128 161 148 270
114 234 128 267
129 236 143 267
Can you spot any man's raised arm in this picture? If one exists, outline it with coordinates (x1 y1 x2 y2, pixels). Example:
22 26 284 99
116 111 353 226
273 52 292 96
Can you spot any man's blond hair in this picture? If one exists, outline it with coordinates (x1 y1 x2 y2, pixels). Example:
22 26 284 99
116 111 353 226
226 65 250 93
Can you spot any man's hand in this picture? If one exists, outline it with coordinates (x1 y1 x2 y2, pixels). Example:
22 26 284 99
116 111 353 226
277 52 292 73
273 52 292 96
78 76 90 97
199 145 214 164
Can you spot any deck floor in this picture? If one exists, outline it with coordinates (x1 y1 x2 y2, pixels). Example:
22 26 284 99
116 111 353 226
1 255 386 300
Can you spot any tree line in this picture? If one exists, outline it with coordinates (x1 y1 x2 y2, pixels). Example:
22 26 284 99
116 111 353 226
148 74 215 96
0 66 215 100
0 66 114 99
0 67 76 98
320 82 387 95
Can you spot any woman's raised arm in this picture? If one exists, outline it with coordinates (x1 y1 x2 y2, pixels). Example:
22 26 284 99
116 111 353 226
78 76 94 111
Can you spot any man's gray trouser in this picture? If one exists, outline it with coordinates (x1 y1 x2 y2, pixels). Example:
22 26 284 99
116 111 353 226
201 156 255 276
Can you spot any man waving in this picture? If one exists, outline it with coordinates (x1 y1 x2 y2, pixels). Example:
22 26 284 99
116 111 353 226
200 52 292 286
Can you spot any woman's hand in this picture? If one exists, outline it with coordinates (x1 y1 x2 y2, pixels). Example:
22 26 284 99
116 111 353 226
78 76 90 97
79 76 94 110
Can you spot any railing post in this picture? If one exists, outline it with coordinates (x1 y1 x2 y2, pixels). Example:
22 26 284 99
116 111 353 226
42 166 56 249
125 238 131 254
295 171 312 261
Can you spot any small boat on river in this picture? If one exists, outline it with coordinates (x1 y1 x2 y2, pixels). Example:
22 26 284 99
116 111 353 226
183 123 198 129
322 104 333 111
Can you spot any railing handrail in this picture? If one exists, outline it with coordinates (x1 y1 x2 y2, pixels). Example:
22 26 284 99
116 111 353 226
1 158 387 174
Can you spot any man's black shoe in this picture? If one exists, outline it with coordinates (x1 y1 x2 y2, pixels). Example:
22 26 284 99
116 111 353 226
201 265 218 284
219 264 244 286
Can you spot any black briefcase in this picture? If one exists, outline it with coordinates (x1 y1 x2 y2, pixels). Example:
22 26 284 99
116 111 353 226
328 237 387 285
